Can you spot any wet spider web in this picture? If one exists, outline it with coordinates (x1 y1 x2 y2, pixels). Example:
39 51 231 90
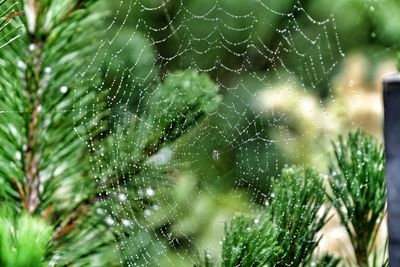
77 0 345 265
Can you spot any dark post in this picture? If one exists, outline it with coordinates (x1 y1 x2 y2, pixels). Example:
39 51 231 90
384 74 400 266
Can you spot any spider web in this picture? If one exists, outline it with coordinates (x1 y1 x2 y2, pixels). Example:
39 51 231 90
77 0 345 265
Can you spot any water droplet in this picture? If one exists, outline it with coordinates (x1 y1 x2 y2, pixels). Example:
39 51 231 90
146 187 155 197
28 43 36 51
118 193 127 202
44 67 52 74
49 254 61 267
17 61 26 69
60 86 68 94
122 219 131 226
15 151 21 161
9 124 17 137
96 208 105 215
144 209 151 217
138 189 144 197
183 80 191 89
105 216 115 225
149 148 173 165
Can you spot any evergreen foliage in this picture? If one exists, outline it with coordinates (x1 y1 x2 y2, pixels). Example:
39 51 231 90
313 254 342 267
220 215 281 267
198 166 329 267
122 70 221 165
327 130 386 267
268 167 327 267
0 1 221 265
0 0 390 266
202 131 387 267
0 209 52 267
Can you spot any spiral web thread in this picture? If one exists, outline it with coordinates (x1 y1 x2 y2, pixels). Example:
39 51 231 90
77 0 345 265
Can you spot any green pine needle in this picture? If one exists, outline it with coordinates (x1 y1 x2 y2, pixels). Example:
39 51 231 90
268 166 327 267
197 166 328 267
327 130 386 267
221 215 282 267
0 210 52 267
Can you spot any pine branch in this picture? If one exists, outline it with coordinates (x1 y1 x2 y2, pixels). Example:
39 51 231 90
0 209 52 267
0 0 223 265
326 130 386 267
268 166 328 267
0 0 113 264
98 70 221 187
0 0 21 29
221 215 282 266
60 69 221 234
313 254 341 267
0 0 20 47
197 166 329 267
23 1 43 212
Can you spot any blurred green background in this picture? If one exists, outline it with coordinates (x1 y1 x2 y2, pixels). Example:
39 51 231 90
98 0 398 265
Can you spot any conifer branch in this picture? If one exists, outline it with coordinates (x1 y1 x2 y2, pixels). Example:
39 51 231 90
22 0 45 214
198 166 330 267
0 0 115 263
326 130 386 267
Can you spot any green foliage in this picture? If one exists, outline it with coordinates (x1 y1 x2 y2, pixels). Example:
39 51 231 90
0 0 392 265
269 167 327 267
1 1 223 265
0 0 20 48
0 210 52 267
199 166 328 267
138 70 221 149
211 132 387 266
98 69 221 182
327 130 386 267
313 254 341 267
0 1 118 264
103 29 158 112
0 1 119 265
220 215 282 267
205 131 388 267
99 69 221 183
96 69 222 264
